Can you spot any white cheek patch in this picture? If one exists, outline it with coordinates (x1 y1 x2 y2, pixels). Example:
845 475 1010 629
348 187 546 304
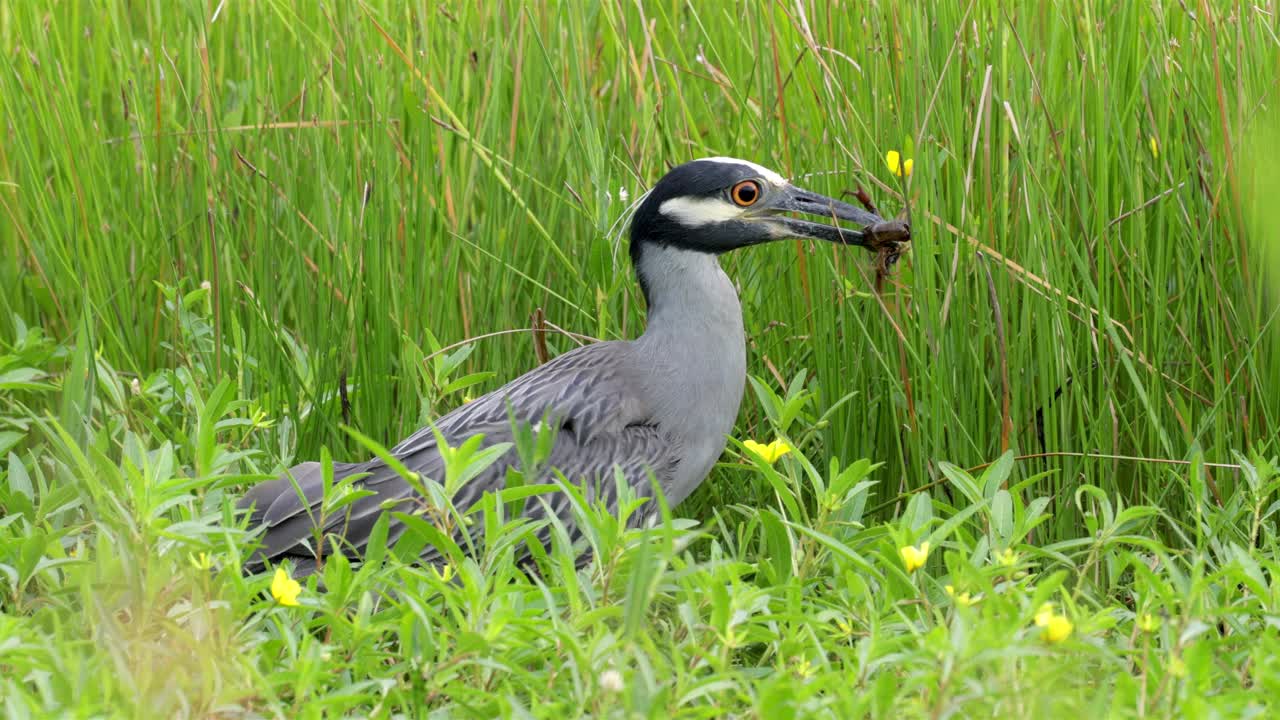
658 196 744 227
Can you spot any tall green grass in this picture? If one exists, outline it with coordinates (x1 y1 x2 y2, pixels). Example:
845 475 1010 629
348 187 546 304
4 2 1276 510
2 1 1279 716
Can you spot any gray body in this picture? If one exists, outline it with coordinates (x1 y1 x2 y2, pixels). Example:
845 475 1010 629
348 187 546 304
239 157 906 574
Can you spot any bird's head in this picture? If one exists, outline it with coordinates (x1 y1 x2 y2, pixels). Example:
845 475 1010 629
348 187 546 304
629 157 910 255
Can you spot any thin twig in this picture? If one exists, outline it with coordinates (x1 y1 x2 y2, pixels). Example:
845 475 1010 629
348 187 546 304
102 118 398 145
1106 184 1185 228
965 451 1241 474
421 326 601 366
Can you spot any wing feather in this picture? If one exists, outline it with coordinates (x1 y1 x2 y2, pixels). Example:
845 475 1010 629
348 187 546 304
239 342 676 574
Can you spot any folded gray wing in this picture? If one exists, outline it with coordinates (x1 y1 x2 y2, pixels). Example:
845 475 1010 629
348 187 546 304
239 341 676 573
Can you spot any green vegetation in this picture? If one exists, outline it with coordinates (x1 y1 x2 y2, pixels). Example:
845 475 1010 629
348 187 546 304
2 1 1279 717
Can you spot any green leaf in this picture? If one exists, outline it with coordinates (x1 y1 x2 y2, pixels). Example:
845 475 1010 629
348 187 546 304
0 431 23 456
0 367 52 391
940 462 983 506
59 316 95 450
7 452 32 502
992 490 1013 542
390 512 461 566
980 451 1015 498
440 371 496 397
758 509 794 583
904 492 932 532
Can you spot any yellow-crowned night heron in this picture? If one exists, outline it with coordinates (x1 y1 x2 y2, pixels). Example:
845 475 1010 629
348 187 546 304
239 157 910 574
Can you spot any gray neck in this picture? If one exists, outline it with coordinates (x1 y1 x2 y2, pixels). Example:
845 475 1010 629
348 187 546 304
631 242 747 492
633 242 745 350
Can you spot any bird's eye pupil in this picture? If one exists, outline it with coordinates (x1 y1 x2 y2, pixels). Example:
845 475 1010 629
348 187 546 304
733 181 760 206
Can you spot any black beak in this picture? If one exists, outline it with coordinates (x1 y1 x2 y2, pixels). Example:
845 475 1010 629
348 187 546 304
761 185 911 250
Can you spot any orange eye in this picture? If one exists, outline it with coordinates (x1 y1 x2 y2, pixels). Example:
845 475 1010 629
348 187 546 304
731 180 762 207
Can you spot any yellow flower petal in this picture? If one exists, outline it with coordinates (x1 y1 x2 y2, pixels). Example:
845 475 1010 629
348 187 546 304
1138 613 1161 633
885 150 914 177
898 542 930 573
885 150 903 177
944 585 974 606
744 439 792 465
1034 602 1055 627
1043 614 1073 643
271 567 302 607
1148 136 1159 158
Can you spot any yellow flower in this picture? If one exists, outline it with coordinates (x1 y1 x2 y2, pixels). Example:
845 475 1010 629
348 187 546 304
743 439 792 465
1138 613 1161 633
462 393 475 404
885 150 914 178
995 548 1018 566
1148 136 1159 158
899 542 930 573
1034 602 1056 627
271 567 302 607
1043 614 1073 643
1035 603 1073 642
944 585 974 606
190 551 213 570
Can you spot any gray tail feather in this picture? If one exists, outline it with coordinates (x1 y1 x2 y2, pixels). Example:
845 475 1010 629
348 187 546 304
237 459 420 575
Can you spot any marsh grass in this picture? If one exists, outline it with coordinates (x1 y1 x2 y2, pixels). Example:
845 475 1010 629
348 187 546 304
2 1 1279 716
